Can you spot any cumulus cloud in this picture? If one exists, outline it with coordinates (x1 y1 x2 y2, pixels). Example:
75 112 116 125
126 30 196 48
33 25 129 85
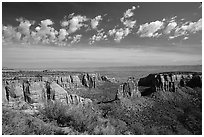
123 6 136 18
3 18 35 43
164 22 177 34
62 14 88 34
122 20 136 28
108 27 131 42
2 10 202 46
49 28 58 42
58 29 68 41
61 21 69 27
168 25 188 40
187 18 202 33
106 6 137 43
168 18 202 39
2 25 21 42
114 29 125 42
137 20 164 37
89 29 107 45
91 15 102 29
41 19 53 27
30 31 41 44
70 34 82 45
120 6 137 28
34 19 58 43
108 28 116 36
16 17 34 37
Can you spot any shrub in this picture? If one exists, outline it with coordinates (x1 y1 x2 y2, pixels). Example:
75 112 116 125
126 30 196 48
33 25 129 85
93 120 115 135
2 107 64 135
39 101 117 134
39 101 71 125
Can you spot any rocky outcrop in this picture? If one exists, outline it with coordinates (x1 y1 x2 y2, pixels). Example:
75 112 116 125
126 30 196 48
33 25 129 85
2 80 93 115
81 73 94 88
100 76 119 83
2 71 117 106
116 77 141 100
50 82 93 107
138 72 202 93
67 94 92 107
52 73 118 90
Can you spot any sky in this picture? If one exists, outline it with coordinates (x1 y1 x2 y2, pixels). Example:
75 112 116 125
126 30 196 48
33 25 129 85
2 2 202 69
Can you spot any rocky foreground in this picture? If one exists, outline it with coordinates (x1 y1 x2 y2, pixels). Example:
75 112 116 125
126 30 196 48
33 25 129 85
2 70 202 135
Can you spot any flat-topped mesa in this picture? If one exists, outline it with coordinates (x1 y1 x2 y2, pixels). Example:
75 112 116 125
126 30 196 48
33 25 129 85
2 80 93 111
50 73 118 90
2 72 119 105
53 73 96 89
116 77 141 100
138 72 202 92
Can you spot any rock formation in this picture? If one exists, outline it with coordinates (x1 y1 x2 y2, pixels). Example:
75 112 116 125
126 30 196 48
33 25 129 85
81 73 95 88
138 72 202 93
116 77 141 100
66 94 93 107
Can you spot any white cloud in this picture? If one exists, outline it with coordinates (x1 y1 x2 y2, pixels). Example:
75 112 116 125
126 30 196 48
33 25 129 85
61 21 69 27
41 19 53 27
67 15 88 33
106 6 137 43
108 27 132 43
123 27 131 36
58 29 68 41
89 29 107 45
187 18 202 33
114 29 125 42
49 28 58 42
2 25 20 42
168 27 187 40
123 6 136 18
34 19 58 43
16 17 34 36
164 22 177 34
91 15 102 29
122 20 136 28
30 31 41 44
108 28 116 36
168 18 202 39
36 19 54 36
111 28 131 42
137 20 164 37
3 26 15 39
71 34 82 44
120 6 137 28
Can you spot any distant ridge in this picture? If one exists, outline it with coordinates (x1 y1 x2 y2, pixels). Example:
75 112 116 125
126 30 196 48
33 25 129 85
2 67 15 70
